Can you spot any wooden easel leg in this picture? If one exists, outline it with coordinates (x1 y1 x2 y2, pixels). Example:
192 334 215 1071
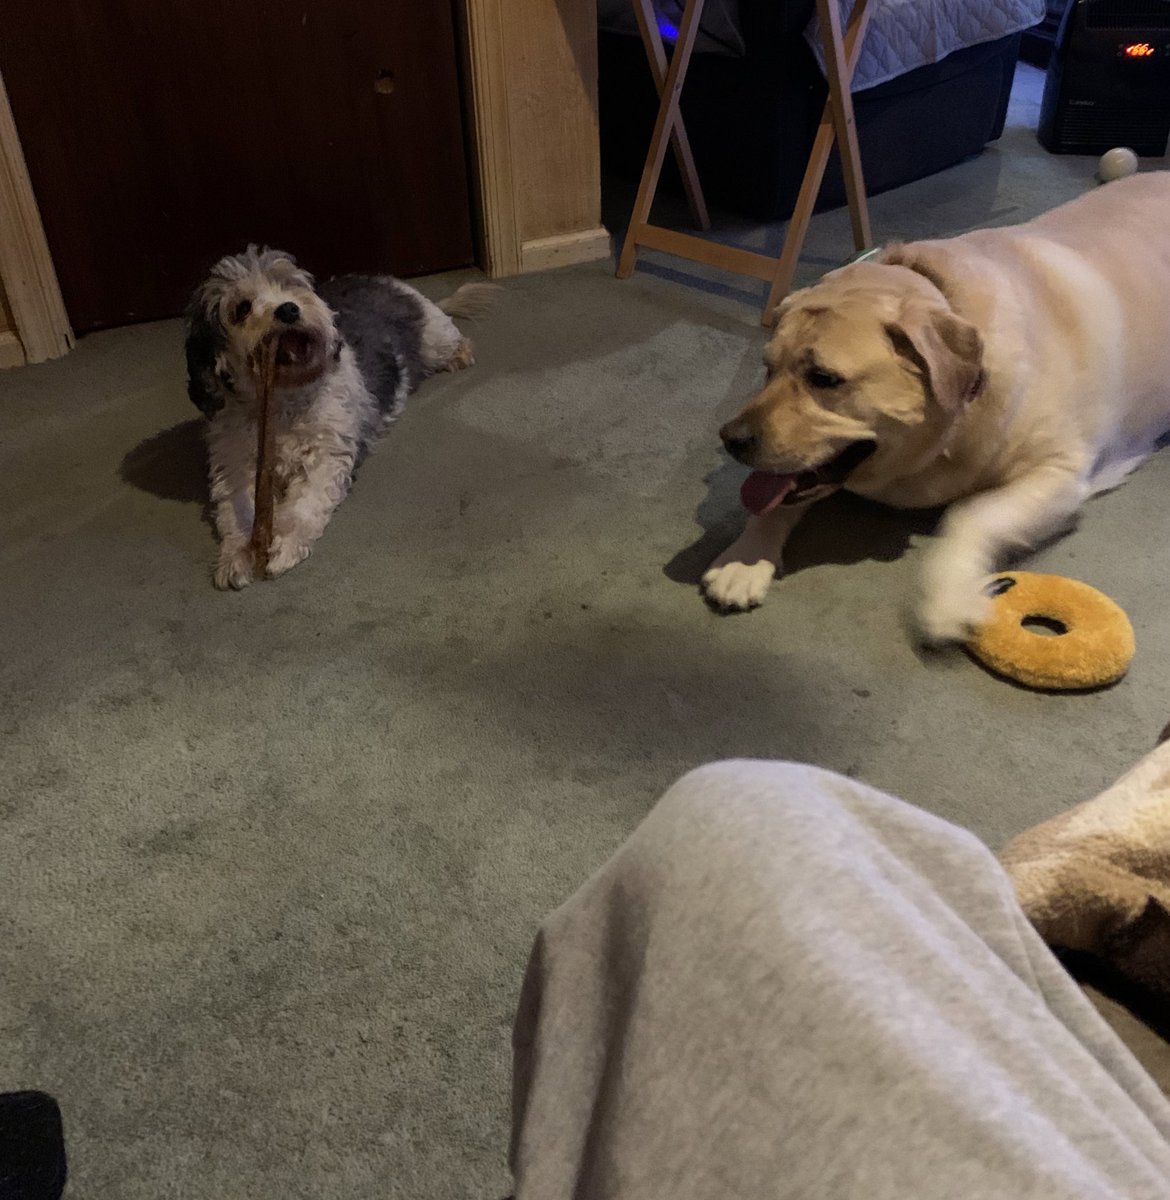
760 121 836 326
616 0 708 279
817 0 871 252
761 0 874 324
631 0 711 231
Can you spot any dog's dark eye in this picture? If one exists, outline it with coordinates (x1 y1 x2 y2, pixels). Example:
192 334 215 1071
806 366 844 390
231 299 252 324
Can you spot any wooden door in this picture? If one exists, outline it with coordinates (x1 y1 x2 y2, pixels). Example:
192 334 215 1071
0 1 475 331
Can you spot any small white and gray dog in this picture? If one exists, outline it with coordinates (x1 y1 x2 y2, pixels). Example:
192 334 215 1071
185 245 494 589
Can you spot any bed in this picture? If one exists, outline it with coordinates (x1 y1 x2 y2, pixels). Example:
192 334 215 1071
599 0 1046 220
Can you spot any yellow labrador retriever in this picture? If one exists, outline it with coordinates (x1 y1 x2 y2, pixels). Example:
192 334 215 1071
703 172 1170 643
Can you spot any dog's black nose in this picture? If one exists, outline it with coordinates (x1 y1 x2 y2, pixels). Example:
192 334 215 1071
720 420 758 463
274 302 300 325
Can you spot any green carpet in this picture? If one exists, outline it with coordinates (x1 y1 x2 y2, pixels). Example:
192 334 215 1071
2 65 1168 1198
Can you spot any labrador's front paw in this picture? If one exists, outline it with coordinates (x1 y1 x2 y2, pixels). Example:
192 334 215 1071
701 559 776 611
917 581 991 645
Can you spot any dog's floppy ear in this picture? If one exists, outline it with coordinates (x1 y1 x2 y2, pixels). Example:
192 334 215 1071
884 304 984 413
184 305 229 417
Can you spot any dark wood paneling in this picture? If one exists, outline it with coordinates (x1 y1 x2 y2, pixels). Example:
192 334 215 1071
0 1 474 330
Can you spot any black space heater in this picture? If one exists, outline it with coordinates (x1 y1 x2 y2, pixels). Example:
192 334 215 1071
1039 0 1170 154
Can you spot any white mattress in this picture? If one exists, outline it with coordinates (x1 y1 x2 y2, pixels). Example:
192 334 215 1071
805 0 1045 92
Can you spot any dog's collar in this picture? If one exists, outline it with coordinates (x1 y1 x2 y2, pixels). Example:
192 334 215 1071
845 246 883 266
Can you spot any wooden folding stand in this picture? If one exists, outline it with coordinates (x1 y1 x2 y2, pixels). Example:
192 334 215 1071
616 0 875 325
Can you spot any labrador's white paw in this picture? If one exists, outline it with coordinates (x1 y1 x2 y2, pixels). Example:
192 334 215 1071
701 560 776 611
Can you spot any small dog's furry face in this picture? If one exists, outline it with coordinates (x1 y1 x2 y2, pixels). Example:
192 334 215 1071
719 262 984 503
185 246 339 415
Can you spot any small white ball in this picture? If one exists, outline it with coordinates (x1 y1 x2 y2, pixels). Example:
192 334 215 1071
1098 146 1138 183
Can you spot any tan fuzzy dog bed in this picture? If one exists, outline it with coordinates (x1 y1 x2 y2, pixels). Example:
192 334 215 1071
1001 741 1170 993
1001 740 1170 1089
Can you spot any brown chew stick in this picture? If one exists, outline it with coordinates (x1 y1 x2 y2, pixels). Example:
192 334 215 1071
250 336 279 575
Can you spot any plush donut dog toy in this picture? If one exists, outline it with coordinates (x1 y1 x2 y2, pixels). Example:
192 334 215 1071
966 573 1135 691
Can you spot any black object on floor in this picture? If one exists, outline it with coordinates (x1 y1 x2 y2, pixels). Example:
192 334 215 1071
0 1093 66 1200
1039 0 1170 155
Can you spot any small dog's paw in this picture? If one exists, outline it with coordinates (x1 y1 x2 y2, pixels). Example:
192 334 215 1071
214 546 254 591
265 537 311 579
916 586 991 646
445 337 475 371
701 560 776 611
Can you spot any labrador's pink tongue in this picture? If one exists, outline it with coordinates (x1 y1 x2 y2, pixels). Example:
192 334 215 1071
740 471 796 516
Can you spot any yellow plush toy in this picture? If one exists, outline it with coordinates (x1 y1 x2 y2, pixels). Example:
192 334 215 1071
966 572 1135 691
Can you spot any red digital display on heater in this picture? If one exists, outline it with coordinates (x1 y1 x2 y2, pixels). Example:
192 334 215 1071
1123 42 1156 58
